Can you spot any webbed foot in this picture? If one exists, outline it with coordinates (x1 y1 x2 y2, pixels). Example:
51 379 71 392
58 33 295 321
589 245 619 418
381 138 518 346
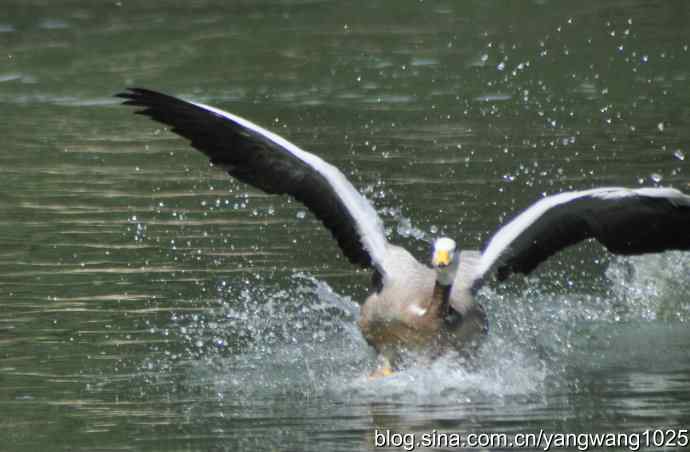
368 355 395 380
368 365 395 380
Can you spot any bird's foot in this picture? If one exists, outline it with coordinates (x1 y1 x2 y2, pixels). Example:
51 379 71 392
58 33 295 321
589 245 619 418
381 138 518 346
368 365 395 380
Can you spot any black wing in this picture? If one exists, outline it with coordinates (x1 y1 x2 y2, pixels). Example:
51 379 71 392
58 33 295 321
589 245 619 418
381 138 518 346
474 187 690 285
117 88 389 271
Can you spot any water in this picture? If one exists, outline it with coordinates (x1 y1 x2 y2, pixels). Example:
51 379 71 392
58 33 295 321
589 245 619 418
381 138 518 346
1 1 689 451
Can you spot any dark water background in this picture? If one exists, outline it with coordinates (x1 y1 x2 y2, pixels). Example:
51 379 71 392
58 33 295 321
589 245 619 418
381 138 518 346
1 1 689 451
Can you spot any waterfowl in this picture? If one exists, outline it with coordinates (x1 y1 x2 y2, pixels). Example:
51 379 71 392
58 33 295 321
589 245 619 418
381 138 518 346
117 88 690 376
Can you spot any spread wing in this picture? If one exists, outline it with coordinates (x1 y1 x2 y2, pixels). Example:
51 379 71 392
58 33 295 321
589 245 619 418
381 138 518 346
473 187 690 289
117 88 390 273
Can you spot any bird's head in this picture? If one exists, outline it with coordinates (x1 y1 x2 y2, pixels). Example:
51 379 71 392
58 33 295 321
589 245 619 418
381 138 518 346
432 237 459 286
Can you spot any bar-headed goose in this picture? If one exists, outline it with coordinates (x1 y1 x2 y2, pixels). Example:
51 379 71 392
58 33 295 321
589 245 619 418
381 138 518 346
118 88 690 377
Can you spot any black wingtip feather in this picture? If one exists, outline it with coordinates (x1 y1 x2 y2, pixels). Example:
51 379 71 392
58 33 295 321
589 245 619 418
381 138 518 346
115 88 182 110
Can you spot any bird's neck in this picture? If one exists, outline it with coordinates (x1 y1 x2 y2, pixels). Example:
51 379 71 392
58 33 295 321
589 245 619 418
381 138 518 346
432 281 452 315
433 280 464 327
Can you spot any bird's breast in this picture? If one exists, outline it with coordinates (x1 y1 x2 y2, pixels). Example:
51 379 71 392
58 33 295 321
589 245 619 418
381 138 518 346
358 291 443 350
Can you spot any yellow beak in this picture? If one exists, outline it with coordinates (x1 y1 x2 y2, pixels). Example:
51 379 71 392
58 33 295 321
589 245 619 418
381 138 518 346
433 249 450 267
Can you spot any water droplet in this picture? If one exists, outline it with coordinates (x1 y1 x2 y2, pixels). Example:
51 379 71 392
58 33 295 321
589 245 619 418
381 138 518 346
657 122 664 132
496 62 505 71
296 210 306 219
650 173 663 183
673 149 685 161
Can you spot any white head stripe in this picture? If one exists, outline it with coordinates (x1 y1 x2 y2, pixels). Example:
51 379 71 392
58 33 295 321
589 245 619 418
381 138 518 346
434 237 457 252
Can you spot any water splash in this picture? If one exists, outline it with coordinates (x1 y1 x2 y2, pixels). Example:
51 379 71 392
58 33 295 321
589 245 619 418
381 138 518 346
606 252 690 322
338 340 547 403
380 207 429 242
132 253 689 406
177 275 551 403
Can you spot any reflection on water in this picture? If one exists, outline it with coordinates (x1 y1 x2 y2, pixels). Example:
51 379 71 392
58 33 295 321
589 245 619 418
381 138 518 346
1 0 689 451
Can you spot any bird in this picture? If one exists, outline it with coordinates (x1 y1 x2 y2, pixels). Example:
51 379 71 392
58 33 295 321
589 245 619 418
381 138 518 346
117 88 690 377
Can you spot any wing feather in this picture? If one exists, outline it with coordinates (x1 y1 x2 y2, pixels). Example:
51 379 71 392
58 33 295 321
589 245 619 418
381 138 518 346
473 187 690 288
117 88 389 272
